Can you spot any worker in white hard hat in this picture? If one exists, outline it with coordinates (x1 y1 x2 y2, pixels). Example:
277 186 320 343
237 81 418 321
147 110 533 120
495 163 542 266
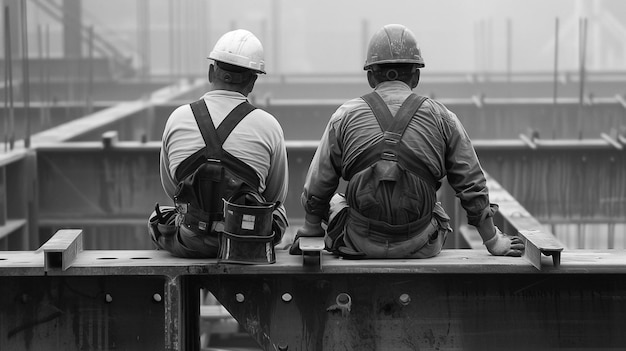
290 24 524 259
150 29 289 259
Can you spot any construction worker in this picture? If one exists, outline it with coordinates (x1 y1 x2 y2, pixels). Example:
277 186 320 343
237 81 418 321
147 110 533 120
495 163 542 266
290 24 524 259
152 29 289 259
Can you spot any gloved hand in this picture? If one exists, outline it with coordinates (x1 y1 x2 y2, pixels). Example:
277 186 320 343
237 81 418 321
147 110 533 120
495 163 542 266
289 216 325 255
484 227 525 257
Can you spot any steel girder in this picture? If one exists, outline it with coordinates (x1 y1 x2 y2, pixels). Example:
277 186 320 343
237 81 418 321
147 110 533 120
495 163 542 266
3 246 626 351
35 141 626 231
203 272 626 351
0 226 624 351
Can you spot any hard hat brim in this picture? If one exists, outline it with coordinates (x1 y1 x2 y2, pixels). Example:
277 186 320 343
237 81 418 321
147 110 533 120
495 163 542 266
208 52 266 74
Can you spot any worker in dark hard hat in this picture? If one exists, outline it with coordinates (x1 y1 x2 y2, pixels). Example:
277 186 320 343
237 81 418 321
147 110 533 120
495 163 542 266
150 29 289 260
290 24 524 259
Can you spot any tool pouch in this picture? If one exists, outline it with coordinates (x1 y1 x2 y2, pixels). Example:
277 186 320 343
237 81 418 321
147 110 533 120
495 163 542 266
218 190 278 264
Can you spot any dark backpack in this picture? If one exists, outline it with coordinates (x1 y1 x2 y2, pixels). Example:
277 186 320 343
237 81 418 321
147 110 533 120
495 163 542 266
173 99 264 234
345 93 438 230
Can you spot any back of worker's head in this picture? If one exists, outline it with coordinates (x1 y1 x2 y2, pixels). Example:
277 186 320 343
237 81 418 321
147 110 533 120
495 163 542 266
363 24 424 89
208 29 266 94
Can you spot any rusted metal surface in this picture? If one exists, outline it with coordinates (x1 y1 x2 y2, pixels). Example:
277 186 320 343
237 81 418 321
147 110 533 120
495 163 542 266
205 272 626 351
0 227 626 350
0 275 166 351
2 231 626 350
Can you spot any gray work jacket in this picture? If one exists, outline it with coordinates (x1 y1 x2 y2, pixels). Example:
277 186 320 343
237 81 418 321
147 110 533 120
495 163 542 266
302 80 492 227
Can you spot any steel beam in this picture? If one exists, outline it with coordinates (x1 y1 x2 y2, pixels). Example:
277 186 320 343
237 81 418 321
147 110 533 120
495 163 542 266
33 141 626 250
0 275 167 351
3 241 626 350
204 272 626 351
486 172 564 269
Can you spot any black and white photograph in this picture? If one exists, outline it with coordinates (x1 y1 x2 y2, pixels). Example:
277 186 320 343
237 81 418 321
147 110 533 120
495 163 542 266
1 1 625 350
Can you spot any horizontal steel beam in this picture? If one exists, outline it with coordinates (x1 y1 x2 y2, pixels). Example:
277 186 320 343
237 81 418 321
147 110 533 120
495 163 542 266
2 230 626 350
205 272 626 350
34 141 626 222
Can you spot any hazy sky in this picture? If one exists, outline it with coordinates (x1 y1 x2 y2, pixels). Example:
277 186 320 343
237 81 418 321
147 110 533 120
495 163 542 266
31 0 626 74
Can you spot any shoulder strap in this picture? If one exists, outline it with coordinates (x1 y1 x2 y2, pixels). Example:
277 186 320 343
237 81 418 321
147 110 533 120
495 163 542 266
189 99 221 154
361 92 393 132
388 94 428 137
361 92 427 136
189 99 257 157
216 101 256 144
175 99 258 182
348 93 436 188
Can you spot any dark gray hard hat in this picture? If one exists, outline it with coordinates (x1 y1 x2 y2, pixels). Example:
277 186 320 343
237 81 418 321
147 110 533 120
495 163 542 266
364 24 425 70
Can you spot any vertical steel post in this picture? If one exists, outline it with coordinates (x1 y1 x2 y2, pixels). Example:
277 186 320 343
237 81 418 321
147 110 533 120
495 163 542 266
3 9 7 152
86 26 94 115
578 17 588 139
553 17 560 139
20 0 30 148
362 19 370 65
272 0 280 74
168 0 173 81
45 25 50 126
62 0 82 59
506 18 512 96
0 167 5 226
487 17 492 73
137 0 150 81
4 5 15 150
37 24 45 128
164 275 200 351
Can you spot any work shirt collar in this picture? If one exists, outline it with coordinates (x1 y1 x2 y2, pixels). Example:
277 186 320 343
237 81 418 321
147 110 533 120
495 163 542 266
374 80 414 103
202 89 247 101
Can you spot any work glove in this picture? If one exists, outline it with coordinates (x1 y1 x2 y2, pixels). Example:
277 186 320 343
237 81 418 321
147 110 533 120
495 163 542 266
484 227 525 257
288 216 325 255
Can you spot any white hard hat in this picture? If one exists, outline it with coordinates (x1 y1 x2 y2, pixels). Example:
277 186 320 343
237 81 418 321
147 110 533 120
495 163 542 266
209 29 266 74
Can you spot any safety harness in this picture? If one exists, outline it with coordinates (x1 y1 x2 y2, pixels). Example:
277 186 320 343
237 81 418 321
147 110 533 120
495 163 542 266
348 92 437 190
173 99 261 235
327 92 441 257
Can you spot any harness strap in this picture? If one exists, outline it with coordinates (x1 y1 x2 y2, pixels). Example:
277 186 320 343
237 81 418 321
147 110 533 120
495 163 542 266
175 99 260 188
361 90 394 132
351 92 437 189
189 99 257 158
189 99 222 156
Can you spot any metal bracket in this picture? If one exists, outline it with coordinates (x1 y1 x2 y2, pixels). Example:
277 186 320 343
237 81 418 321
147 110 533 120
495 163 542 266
39 229 83 272
299 237 325 271
519 229 564 269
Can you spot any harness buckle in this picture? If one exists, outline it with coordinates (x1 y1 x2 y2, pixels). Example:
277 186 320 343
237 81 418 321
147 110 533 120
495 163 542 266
383 131 401 146
381 151 397 161
175 202 188 214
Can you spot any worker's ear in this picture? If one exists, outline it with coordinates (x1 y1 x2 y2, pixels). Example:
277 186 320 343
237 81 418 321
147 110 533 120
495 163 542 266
244 74 258 94
367 70 377 88
208 64 215 83
410 69 420 89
